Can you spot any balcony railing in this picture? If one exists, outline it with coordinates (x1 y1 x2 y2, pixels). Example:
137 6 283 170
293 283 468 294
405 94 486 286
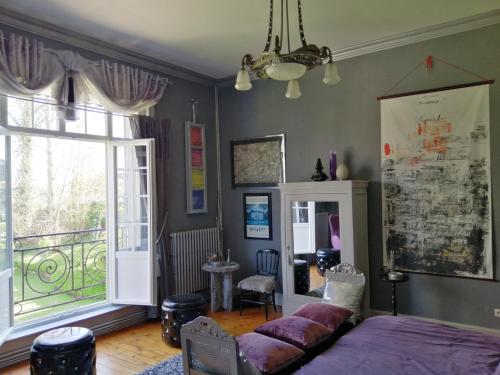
13 228 106 319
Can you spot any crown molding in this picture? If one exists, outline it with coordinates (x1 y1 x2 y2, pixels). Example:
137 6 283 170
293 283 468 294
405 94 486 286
0 7 216 86
216 9 500 87
332 9 500 61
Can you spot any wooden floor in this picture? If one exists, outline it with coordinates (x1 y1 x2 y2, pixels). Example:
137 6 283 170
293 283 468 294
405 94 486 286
309 265 325 291
2 307 282 375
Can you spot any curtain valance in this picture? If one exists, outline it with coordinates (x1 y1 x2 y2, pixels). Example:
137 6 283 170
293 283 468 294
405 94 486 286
0 30 169 114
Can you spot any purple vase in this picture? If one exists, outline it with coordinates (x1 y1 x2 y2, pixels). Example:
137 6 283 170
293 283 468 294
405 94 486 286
329 151 337 180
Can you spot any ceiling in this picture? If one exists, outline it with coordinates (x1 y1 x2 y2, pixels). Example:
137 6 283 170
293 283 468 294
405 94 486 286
0 0 499 79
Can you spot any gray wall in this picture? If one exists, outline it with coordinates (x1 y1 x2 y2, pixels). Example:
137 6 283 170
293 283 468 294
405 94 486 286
218 24 500 329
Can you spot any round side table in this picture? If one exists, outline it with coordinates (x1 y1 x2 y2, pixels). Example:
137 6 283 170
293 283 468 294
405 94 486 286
380 273 409 316
202 261 240 312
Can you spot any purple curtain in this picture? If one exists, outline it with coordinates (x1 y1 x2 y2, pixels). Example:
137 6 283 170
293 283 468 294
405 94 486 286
131 115 170 308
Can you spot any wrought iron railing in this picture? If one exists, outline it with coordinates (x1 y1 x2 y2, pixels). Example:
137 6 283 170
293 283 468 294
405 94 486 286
13 228 106 318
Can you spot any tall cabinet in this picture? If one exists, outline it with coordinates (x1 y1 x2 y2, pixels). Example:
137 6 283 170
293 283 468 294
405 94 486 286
279 181 369 316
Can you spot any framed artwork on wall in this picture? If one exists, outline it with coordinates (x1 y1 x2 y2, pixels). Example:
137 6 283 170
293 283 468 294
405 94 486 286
244 193 272 240
185 121 207 214
231 135 285 188
381 84 492 279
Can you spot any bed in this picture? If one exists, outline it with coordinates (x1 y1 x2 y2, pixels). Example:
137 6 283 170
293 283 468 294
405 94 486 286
294 315 500 375
181 314 500 375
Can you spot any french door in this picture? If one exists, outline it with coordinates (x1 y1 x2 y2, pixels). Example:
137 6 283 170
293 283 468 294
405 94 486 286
108 139 157 306
0 132 13 345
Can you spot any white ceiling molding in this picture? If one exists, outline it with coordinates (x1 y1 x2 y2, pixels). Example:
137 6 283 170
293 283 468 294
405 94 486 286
331 8 500 61
0 6 216 86
216 8 500 87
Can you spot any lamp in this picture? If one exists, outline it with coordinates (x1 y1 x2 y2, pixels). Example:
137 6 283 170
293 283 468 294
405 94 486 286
235 0 340 99
285 79 301 99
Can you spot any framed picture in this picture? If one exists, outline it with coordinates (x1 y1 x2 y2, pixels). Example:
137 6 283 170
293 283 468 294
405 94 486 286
185 121 207 214
244 193 272 240
231 135 285 188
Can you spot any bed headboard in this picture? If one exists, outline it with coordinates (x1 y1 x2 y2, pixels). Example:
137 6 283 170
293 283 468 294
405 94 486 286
181 316 261 375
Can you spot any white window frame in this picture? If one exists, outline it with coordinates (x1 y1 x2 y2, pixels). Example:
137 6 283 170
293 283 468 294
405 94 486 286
0 96 157 339
108 139 157 306
0 127 14 346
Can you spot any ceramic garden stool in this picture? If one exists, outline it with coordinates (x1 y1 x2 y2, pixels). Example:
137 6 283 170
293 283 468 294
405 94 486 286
316 248 341 276
161 293 207 348
30 327 96 375
294 259 310 294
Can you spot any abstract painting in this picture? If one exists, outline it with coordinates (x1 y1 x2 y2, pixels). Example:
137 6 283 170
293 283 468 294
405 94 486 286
231 135 285 188
381 84 492 279
244 193 272 240
185 121 207 213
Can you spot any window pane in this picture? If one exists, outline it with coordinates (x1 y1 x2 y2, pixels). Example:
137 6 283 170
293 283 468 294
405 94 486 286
7 97 32 128
65 109 86 134
33 97 59 130
115 144 150 252
86 110 106 136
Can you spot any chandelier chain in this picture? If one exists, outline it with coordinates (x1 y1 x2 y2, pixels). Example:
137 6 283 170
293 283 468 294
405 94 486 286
279 0 284 52
264 0 274 53
286 0 291 53
297 0 307 47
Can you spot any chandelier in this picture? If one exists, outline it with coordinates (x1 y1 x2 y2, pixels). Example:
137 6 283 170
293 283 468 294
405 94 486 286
235 0 340 99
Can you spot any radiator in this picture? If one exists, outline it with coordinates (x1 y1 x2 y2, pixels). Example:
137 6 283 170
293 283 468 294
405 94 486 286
170 227 220 294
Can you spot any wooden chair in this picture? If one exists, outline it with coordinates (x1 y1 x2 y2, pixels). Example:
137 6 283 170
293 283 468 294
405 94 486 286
181 316 260 375
238 249 280 320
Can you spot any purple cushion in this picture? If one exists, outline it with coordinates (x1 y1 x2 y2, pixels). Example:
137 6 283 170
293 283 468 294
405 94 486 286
255 316 333 350
236 332 305 374
292 302 352 331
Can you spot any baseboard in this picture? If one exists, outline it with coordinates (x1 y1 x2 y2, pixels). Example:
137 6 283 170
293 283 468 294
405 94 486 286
0 307 148 369
369 309 500 337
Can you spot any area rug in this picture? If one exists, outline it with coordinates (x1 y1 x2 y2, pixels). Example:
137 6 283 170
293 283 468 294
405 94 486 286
136 354 183 375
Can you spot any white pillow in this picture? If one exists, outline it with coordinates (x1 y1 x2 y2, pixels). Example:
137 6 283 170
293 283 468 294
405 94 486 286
322 273 365 324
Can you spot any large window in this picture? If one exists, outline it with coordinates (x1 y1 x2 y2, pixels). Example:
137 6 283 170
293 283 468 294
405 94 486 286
0 96 156 333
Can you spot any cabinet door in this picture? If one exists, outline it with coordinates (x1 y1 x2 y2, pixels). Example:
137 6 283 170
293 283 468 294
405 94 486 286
283 193 352 313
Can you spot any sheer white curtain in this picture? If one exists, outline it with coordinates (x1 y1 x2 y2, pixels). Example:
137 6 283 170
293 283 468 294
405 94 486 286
75 60 168 114
0 31 65 100
0 30 169 115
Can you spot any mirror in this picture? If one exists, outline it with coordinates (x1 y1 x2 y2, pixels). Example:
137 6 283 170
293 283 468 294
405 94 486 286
291 201 341 297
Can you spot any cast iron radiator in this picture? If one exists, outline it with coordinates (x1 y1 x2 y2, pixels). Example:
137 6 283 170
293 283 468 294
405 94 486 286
170 227 220 294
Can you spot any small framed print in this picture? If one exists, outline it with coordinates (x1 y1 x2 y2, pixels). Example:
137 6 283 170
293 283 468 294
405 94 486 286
244 193 272 240
185 121 207 214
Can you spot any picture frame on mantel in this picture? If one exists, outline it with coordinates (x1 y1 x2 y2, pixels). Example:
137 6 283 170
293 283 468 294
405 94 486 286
244 193 273 240
185 121 207 214
231 135 285 188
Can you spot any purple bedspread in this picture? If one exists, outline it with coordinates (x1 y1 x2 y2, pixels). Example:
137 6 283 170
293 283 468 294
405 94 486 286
294 316 500 375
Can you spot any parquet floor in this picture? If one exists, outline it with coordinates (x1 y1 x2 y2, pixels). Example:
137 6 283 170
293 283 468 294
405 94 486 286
2 307 282 375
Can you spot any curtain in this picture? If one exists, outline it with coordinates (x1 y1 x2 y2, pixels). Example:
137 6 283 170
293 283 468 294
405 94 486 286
0 31 65 100
0 30 169 116
131 115 171 308
74 60 168 114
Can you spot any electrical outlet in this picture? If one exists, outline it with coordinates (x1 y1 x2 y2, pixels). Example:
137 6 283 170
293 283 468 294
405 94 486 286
494 309 500 318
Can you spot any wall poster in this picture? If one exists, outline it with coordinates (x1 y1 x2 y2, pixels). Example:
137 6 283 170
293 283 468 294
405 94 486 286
381 84 492 279
244 193 272 240
185 121 207 214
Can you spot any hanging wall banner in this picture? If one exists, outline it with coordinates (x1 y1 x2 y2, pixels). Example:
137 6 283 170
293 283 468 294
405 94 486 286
185 121 207 214
381 84 492 279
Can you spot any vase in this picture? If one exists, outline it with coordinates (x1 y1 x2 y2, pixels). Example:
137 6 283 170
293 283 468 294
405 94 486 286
311 158 328 181
329 151 337 180
336 163 349 180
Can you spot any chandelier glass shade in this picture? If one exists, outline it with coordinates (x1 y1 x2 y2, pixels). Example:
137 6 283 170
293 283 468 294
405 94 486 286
235 0 340 99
